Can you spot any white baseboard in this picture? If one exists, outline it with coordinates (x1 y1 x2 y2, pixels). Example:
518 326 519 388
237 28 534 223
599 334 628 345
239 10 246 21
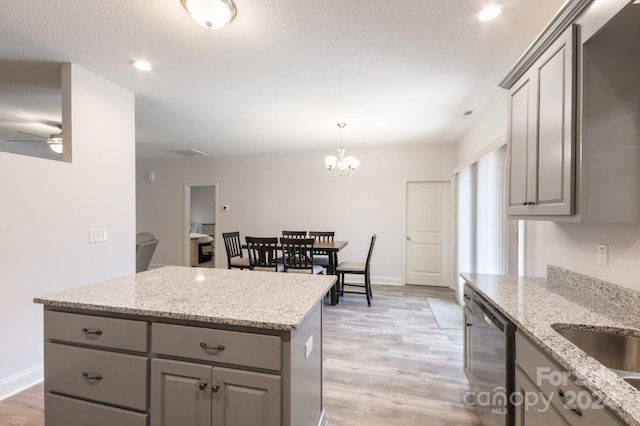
0 364 44 401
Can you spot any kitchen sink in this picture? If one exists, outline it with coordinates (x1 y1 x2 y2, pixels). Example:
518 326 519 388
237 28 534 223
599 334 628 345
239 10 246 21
553 326 640 373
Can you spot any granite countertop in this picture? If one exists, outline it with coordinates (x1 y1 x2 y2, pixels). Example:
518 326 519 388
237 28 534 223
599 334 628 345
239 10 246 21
462 266 640 425
34 266 336 331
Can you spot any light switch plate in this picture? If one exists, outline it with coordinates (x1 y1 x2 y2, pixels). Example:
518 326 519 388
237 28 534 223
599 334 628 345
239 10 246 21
305 335 313 359
89 228 108 243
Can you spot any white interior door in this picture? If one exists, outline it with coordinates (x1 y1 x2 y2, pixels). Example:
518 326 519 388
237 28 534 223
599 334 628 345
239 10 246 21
405 181 451 286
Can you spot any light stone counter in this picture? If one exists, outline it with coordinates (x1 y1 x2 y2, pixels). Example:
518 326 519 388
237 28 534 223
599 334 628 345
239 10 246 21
462 265 640 426
34 266 337 331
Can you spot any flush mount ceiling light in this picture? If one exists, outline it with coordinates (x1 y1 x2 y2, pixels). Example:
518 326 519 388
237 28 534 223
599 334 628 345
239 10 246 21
130 60 153 71
181 0 237 29
478 5 502 22
325 123 359 178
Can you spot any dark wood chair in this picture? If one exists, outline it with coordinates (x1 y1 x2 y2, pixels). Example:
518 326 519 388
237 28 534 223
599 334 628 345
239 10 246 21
280 237 323 274
336 234 377 306
221 231 250 270
309 231 335 269
282 230 307 238
245 236 284 272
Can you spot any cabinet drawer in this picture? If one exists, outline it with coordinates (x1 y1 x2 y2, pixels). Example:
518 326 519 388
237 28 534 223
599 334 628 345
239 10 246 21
152 323 281 371
45 310 148 352
45 343 148 411
45 393 148 426
515 331 621 425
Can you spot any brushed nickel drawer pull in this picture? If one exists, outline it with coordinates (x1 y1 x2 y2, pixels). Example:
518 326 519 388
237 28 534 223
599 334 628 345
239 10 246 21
200 342 226 351
81 328 103 336
82 372 103 381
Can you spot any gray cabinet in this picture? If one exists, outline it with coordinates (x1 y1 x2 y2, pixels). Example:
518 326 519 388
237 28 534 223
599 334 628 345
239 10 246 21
150 359 281 426
507 24 576 217
212 367 281 426
515 331 622 426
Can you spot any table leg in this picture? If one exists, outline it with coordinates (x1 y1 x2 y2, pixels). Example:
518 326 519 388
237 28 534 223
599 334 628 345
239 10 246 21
328 252 338 305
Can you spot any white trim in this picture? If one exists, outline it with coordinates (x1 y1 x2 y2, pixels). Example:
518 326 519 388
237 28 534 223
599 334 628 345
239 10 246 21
0 364 43 401
453 134 507 174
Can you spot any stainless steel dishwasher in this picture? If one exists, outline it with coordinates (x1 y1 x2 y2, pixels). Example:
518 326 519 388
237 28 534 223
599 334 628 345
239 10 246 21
470 292 514 426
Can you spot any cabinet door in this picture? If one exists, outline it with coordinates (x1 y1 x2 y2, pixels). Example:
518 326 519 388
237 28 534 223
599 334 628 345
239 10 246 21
514 367 568 426
212 367 281 426
531 24 576 215
150 358 212 426
508 73 536 215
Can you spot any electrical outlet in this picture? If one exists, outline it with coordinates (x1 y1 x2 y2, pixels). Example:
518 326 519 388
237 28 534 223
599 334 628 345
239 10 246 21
89 228 108 243
597 244 608 266
305 335 313 359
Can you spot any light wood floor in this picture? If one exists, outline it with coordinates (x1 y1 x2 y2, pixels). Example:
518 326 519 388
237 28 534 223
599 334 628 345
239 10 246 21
0 285 480 426
323 284 481 426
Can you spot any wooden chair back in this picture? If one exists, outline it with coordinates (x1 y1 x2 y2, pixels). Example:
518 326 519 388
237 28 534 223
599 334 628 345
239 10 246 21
282 230 307 238
365 234 377 272
245 237 280 271
280 237 316 272
222 231 243 264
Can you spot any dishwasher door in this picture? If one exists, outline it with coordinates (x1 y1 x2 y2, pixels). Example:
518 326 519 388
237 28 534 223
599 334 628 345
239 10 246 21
470 294 514 426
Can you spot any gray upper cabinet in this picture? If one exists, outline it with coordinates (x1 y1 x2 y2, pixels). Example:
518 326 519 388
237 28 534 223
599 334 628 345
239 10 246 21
507 24 577 216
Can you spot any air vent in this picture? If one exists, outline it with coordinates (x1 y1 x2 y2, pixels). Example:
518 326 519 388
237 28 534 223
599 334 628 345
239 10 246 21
170 148 208 157
463 110 474 117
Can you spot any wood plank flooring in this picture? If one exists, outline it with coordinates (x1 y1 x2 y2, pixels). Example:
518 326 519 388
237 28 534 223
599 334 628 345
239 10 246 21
323 284 481 426
0 284 480 426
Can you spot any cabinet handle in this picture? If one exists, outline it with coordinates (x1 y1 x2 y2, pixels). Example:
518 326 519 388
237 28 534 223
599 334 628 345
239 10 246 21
200 342 226 351
82 372 103 381
211 384 220 393
558 389 582 417
522 202 528 206
81 328 103 336
198 382 208 390
465 323 472 327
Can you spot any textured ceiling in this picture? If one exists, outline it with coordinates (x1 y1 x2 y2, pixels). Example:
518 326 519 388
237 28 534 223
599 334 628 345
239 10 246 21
0 0 564 159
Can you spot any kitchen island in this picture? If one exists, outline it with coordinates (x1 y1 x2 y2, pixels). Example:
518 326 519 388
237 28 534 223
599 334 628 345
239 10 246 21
34 266 336 426
462 265 640 426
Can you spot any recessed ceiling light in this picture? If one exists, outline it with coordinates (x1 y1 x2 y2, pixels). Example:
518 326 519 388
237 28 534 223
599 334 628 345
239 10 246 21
130 60 153 71
478 5 502 22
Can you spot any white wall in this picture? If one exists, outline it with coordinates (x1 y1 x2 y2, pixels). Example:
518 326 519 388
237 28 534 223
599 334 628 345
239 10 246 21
0 64 135 398
458 96 640 291
137 144 456 284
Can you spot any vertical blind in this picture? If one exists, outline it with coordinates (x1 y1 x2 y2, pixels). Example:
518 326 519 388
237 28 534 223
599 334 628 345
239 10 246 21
457 144 508 282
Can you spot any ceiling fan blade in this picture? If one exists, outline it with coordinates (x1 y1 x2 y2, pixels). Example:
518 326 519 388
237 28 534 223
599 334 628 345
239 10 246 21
17 131 47 139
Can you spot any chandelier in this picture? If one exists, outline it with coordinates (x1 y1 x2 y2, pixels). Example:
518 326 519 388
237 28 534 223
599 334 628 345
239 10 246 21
325 123 359 178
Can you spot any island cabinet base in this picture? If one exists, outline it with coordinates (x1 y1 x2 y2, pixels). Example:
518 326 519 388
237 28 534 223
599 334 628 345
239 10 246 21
42 300 325 426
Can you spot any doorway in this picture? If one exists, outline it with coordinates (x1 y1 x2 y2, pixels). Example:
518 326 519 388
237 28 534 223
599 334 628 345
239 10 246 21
183 184 218 268
405 181 452 287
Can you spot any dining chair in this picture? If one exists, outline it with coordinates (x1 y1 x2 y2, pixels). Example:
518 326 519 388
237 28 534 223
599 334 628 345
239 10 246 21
308 231 335 269
336 234 377 306
222 231 250 270
280 237 323 274
245 236 284 272
282 230 307 238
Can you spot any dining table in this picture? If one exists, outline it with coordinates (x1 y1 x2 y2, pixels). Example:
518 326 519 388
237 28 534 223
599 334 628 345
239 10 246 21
242 239 348 305
312 241 348 305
